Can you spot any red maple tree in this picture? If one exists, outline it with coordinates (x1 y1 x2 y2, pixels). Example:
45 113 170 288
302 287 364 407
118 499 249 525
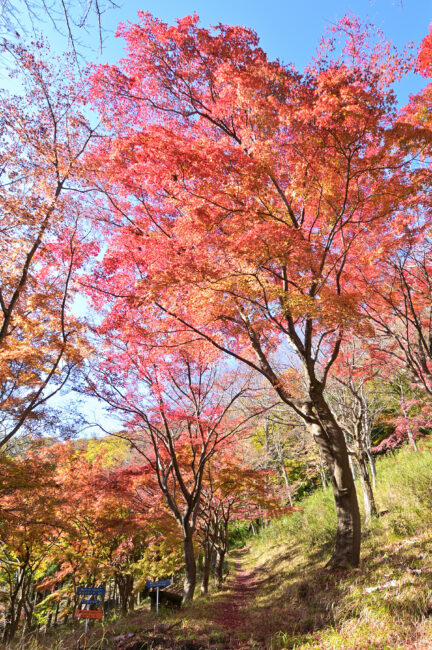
86 14 416 567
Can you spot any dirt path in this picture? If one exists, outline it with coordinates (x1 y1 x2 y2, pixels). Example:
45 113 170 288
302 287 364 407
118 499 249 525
213 548 264 647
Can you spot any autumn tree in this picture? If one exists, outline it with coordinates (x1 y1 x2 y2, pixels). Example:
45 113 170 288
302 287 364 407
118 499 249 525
87 458 183 614
87 342 256 600
324 341 388 522
197 450 289 592
34 442 181 622
0 445 65 642
87 14 417 567
364 233 432 394
361 227 432 456
0 439 185 635
358 24 432 431
0 42 97 450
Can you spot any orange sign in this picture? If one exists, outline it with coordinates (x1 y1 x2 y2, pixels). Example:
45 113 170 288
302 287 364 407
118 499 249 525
76 609 103 620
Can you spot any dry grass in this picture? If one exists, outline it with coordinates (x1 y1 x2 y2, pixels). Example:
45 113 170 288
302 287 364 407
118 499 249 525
11 442 432 649
243 440 432 649
243 529 432 649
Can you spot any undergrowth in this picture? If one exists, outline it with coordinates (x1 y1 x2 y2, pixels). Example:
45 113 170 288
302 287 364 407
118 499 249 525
11 441 432 649
246 439 432 649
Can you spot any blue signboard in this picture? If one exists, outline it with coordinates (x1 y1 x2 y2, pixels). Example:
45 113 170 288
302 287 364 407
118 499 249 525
77 586 106 596
146 579 170 589
80 598 101 605
145 579 171 614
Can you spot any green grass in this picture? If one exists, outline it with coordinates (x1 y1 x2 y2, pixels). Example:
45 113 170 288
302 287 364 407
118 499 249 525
373 443 432 536
244 440 432 649
11 441 432 649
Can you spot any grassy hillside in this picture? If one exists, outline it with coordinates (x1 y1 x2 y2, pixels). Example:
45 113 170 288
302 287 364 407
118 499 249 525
13 441 432 649
244 440 432 649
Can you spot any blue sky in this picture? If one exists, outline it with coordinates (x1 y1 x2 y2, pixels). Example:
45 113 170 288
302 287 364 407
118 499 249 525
7 0 432 437
102 0 430 66
90 0 431 104
3 1 430 105
12 0 429 102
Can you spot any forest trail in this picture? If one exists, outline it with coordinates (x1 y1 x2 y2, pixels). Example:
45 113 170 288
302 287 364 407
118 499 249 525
212 547 273 648
214 548 258 628
113 548 272 650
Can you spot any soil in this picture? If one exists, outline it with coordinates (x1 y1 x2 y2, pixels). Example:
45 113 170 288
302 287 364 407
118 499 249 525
212 547 266 648
119 548 266 650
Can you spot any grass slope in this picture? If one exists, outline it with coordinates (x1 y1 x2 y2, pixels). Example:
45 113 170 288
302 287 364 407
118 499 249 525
13 441 432 649
244 440 432 649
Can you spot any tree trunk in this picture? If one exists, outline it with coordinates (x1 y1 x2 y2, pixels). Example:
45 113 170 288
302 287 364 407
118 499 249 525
3 568 27 643
128 592 135 612
407 429 418 451
10 596 24 642
183 532 196 602
3 606 14 643
318 447 329 489
46 610 53 630
22 585 36 634
366 449 377 489
63 596 71 624
348 454 357 481
280 461 294 506
115 574 134 615
357 455 378 523
200 543 212 595
214 548 225 589
310 395 361 568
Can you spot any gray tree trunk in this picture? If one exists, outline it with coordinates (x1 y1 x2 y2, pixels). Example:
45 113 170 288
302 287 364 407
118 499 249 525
366 449 377 490
214 548 225 589
280 460 294 506
200 544 212 596
183 532 196 602
310 394 361 568
357 455 378 523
